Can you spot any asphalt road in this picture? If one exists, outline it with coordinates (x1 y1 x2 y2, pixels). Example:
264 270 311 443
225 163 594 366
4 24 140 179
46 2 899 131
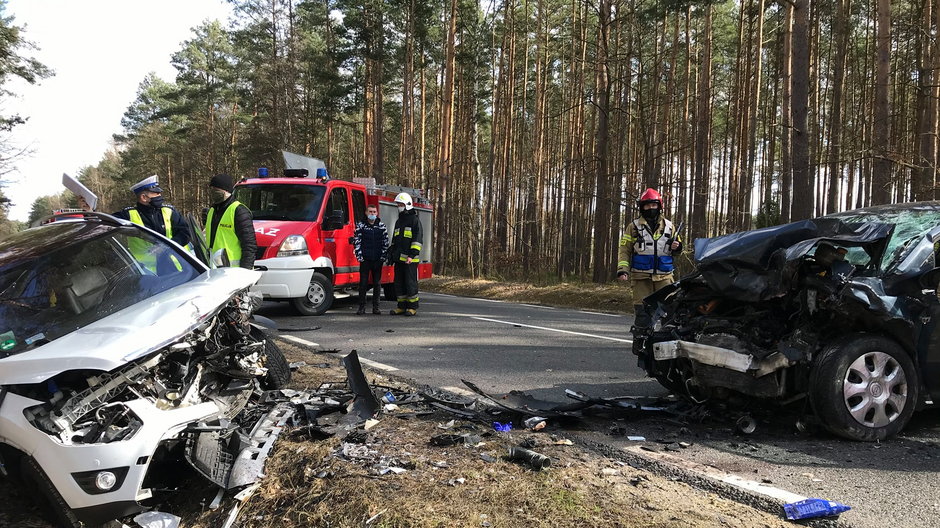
261 292 940 528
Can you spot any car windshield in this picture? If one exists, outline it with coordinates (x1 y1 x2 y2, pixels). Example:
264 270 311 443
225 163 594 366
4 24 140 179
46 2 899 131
0 221 202 357
235 183 326 221
828 206 940 270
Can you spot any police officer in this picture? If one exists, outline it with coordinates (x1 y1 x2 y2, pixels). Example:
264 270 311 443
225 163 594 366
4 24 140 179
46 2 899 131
113 176 191 247
205 174 257 269
616 188 682 322
388 192 422 316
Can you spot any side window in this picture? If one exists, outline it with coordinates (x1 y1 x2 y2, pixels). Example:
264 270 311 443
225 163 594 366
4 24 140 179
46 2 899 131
352 190 367 224
323 187 350 226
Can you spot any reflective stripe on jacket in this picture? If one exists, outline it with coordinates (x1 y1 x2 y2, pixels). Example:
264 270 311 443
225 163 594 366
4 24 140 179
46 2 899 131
205 200 244 266
128 207 181 272
630 218 675 274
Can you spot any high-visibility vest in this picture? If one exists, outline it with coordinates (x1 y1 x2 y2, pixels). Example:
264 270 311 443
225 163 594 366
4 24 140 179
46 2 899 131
128 207 182 272
630 218 676 274
205 201 244 267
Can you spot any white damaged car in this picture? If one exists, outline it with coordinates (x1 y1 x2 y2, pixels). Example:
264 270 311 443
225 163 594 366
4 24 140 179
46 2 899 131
0 213 291 527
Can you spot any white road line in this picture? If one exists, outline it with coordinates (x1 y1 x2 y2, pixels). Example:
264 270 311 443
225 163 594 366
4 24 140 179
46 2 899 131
279 335 320 348
427 292 458 298
475 298 505 303
358 357 400 372
440 386 478 398
519 303 555 309
579 310 621 318
470 316 632 343
627 446 806 504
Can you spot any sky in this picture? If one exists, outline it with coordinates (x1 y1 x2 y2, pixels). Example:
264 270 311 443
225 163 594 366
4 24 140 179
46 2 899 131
2 0 234 221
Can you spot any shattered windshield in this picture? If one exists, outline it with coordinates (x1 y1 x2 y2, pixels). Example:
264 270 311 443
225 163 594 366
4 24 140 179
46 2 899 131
0 222 201 357
828 207 940 270
235 183 326 221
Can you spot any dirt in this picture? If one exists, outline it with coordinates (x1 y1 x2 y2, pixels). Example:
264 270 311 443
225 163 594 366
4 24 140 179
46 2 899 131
1 343 794 528
422 276 637 313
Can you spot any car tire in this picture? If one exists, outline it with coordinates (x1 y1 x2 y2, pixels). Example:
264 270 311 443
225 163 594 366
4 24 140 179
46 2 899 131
20 456 83 528
810 334 918 441
383 283 396 302
261 336 292 390
291 272 333 316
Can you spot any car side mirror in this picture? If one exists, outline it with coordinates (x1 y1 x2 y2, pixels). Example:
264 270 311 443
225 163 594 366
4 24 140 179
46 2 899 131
920 267 940 290
322 210 345 231
211 249 230 268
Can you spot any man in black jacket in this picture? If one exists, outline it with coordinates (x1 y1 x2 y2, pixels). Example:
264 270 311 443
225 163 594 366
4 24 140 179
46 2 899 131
204 174 257 269
388 192 422 316
353 204 390 315
113 175 191 248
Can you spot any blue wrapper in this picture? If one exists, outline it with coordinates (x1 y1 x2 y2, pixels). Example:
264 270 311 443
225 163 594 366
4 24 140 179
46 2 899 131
783 498 851 520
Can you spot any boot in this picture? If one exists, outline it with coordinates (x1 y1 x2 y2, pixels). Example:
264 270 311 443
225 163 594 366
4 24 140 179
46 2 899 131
390 307 406 315
356 305 366 315
405 308 417 316
372 305 382 315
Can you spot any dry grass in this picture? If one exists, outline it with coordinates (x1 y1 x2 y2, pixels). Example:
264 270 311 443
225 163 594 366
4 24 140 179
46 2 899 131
423 276 636 313
184 343 792 528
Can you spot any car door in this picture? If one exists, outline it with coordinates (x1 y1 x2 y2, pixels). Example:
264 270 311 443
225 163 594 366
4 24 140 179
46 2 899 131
320 186 357 284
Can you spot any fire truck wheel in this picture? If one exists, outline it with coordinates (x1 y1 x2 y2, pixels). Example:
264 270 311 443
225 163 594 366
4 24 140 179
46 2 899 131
292 272 334 315
383 283 396 301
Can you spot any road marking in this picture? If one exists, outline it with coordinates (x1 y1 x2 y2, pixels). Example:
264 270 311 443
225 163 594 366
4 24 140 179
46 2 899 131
627 446 806 503
579 310 621 318
441 386 478 398
470 316 632 343
279 335 320 348
427 292 458 298
519 303 555 309
359 357 400 372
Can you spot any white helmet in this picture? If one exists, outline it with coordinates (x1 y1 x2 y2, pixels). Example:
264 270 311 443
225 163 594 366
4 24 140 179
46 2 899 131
394 192 413 210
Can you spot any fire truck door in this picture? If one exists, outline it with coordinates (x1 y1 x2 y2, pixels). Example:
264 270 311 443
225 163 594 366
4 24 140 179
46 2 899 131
321 186 357 284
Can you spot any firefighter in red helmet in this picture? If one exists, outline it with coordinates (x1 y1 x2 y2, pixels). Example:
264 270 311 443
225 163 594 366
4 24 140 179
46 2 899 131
617 188 682 321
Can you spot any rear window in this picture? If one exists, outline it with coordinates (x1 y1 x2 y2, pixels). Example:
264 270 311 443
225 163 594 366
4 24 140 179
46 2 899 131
235 184 326 222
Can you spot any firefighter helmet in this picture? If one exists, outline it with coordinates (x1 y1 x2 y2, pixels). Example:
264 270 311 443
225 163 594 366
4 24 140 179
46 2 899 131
637 188 663 209
394 192 414 211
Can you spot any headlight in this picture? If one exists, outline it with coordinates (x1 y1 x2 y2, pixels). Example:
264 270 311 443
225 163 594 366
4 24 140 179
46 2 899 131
277 235 308 257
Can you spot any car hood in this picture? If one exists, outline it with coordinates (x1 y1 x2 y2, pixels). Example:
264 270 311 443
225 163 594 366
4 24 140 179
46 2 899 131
691 218 894 302
0 267 261 385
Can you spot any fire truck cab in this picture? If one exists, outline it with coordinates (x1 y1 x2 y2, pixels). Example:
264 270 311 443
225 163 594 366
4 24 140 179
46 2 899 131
233 163 433 315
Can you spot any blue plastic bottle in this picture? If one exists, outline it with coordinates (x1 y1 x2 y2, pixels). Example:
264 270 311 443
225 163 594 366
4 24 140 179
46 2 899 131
782 498 851 520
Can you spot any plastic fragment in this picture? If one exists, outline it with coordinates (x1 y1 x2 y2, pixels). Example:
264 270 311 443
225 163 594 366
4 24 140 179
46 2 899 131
782 498 851 520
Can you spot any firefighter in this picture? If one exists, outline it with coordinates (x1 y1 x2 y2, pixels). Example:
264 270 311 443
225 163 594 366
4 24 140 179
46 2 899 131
205 173 257 269
113 176 191 273
616 188 682 327
354 204 390 315
388 192 422 316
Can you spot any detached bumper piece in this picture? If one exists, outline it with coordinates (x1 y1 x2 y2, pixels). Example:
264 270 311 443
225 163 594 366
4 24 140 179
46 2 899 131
184 402 295 489
652 340 791 398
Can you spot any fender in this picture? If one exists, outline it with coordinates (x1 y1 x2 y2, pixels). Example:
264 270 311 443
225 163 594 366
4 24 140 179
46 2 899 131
311 256 334 272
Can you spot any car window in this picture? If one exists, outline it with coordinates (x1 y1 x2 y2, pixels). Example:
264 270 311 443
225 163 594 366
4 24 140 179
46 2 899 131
352 189 367 224
235 184 326 221
324 187 350 226
0 223 201 357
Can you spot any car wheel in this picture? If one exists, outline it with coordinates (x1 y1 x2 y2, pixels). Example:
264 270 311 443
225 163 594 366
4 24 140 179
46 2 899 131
261 336 291 390
20 456 83 528
291 272 333 316
383 283 396 302
810 335 918 441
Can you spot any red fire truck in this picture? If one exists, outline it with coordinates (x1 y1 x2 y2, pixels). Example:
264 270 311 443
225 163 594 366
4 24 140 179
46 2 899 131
233 160 433 315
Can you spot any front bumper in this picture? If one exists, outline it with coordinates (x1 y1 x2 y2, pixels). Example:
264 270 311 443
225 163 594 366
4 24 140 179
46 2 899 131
0 391 221 519
251 255 316 298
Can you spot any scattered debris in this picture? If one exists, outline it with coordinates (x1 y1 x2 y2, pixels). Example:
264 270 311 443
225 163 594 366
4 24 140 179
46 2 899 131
508 446 552 470
289 361 307 369
782 498 851 520
133 511 181 528
493 422 513 432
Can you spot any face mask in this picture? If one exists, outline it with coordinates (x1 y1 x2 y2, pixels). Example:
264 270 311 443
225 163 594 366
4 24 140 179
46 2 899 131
367 214 377 221
641 207 660 223
210 189 227 203
398 205 406 213
150 195 165 208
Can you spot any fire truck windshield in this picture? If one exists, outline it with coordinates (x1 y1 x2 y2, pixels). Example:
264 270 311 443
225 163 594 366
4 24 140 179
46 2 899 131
235 184 326 222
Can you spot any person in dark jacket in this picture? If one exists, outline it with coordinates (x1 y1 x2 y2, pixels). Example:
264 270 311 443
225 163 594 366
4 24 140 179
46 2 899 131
388 192 422 316
204 173 257 269
353 204 390 315
113 175 191 248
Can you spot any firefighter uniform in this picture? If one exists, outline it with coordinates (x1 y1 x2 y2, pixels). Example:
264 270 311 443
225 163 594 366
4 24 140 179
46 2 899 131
389 203 422 315
617 216 681 303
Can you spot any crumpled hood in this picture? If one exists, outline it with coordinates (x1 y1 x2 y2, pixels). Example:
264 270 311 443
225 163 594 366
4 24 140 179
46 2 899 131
0 268 261 385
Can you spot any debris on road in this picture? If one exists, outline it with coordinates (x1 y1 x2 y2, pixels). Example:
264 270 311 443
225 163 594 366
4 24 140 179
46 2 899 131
507 446 552 470
782 498 851 520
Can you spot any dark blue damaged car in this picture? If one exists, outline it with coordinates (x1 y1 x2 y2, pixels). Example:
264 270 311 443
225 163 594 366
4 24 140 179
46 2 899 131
633 202 940 441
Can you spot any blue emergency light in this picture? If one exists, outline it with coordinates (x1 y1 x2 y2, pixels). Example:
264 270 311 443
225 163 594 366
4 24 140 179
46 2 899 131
258 167 269 177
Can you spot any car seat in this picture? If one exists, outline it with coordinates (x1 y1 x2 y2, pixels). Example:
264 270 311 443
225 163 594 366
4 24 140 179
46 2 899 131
60 267 109 315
